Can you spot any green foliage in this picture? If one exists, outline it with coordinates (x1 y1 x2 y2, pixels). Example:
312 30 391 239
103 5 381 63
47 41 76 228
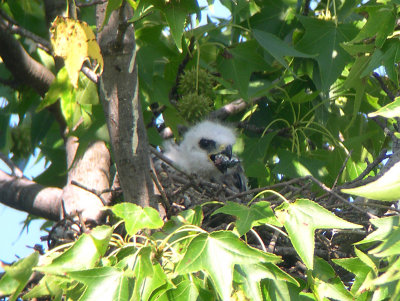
4 0 400 300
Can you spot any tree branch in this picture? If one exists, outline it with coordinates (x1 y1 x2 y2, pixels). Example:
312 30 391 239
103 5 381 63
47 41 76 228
0 169 62 221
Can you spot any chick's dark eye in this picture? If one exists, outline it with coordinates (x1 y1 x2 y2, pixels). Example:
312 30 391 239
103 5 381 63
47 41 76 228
199 138 216 151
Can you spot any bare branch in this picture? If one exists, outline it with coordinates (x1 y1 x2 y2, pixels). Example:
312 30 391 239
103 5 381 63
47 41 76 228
0 153 23 178
0 169 62 221
0 8 51 53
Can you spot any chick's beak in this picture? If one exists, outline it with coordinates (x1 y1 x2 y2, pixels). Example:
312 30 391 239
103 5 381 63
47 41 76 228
209 144 237 173
220 145 232 159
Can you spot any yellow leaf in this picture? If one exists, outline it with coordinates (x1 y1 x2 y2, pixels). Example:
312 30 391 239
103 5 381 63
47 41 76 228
50 17 103 87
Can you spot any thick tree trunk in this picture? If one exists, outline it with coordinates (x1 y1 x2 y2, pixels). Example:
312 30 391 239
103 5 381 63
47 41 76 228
96 3 155 208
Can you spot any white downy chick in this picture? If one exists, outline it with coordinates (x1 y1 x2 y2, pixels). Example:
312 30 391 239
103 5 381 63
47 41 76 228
164 120 247 192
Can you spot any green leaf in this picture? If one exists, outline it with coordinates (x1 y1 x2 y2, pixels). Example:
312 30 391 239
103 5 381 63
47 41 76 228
295 16 357 91
151 0 198 51
356 216 400 245
166 280 199 301
68 267 130 301
236 262 299 301
351 5 396 48
360 40 400 85
0 252 39 301
23 275 64 300
369 226 400 257
274 150 328 180
175 231 281 300
369 96 400 118
333 257 373 295
310 257 354 301
112 203 164 235
132 262 168 301
242 133 276 180
274 199 362 269
253 29 314 70
342 161 400 201
36 225 112 274
289 90 319 104
212 201 281 236
37 67 73 112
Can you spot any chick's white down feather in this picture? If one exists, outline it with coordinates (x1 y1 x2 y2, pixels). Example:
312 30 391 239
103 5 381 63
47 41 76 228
164 120 237 178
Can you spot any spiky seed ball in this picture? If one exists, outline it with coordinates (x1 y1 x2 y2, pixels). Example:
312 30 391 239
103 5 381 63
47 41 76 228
177 93 213 122
178 69 215 99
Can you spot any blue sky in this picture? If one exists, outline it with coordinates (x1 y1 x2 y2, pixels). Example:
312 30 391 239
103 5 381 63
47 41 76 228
0 0 229 270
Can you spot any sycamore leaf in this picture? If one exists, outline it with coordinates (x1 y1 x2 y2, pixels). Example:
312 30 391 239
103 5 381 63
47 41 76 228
274 199 362 269
310 257 354 301
165 280 199 301
150 0 199 51
175 231 280 300
295 16 357 91
212 201 281 236
0 252 39 301
369 226 400 257
236 262 299 301
130 247 166 301
356 216 400 245
341 161 400 201
361 40 400 86
253 29 314 70
351 5 396 48
23 274 64 300
50 16 103 87
112 203 164 235
68 267 130 301
36 226 112 274
37 67 73 112
333 257 374 295
368 96 400 118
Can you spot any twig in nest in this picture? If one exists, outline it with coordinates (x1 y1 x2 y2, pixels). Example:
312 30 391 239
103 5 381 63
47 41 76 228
225 177 308 201
149 162 171 213
305 175 376 218
150 146 191 178
267 230 279 253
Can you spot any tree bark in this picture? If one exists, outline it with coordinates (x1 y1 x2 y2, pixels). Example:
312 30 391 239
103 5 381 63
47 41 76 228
0 170 62 221
96 3 155 208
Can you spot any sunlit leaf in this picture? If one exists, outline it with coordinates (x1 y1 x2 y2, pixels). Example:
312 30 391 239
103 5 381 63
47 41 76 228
275 199 362 269
68 267 130 301
0 252 39 301
254 29 314 70
50 16 103 87
295 17 358 91
351 5 396 48
342 161 400 201
369 96 400 118
310 257 354 301
212 201 281 236
36 226 112 274
112 203 164 235
175 231 280 300
236 262 299 301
